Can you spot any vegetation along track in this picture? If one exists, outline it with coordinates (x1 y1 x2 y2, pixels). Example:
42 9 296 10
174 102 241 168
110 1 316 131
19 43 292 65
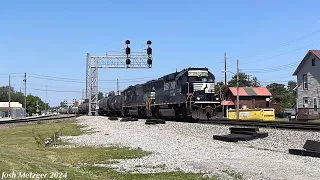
0 114 79 125
198 118 320 131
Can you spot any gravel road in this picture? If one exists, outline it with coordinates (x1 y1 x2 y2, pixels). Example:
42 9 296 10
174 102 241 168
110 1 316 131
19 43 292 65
64 116 320 180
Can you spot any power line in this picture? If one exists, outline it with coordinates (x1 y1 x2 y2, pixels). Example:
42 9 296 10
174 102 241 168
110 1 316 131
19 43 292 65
28 75 157 84
244 64 298 74
240 40 320 65
28 73 158 82
33 88 83 93
228 29 320 60
241 61 300 74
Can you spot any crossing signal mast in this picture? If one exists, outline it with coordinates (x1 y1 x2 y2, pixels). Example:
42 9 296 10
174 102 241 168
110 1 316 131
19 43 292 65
86 40 153 116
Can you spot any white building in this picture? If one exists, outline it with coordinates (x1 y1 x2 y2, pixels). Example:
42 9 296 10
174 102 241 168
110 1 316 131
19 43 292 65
0 102 25 118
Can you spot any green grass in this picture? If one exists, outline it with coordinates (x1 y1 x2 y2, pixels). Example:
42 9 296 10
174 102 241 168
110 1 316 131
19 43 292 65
51 146 150 166
311 119 320 122
0 118 218 180
222 169 243 180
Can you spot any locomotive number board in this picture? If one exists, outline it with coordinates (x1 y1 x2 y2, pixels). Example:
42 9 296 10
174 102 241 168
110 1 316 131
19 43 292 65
188 70 208 77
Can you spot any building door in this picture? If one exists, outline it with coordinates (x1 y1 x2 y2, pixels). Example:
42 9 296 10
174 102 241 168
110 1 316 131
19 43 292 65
303 97 309 108
314 98 318 113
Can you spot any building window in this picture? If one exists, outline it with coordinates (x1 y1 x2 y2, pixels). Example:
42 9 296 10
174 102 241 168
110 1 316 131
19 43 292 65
312 59 315 66
303 97 308 108
303 74 308 90
314 98 318 110
303 97 310 108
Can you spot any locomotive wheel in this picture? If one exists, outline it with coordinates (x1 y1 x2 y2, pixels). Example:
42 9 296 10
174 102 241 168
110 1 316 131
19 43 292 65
145 121 157 125
130 118 138 121
206 112 212 121
157 119 166 124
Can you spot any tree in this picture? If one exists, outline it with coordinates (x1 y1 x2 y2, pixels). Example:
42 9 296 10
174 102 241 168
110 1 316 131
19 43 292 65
60 101 67 107
98 91 104 100
287 81 297 93
26 94 46 115
228 72 259 87
266 82 296 109
0 86 10 102
266 83 287 103
214 81 228 101
0 86 47 115
251 77 260 87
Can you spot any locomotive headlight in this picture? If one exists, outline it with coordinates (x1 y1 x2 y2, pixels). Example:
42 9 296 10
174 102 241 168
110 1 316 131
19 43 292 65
197 97 200 100
216 98 219 100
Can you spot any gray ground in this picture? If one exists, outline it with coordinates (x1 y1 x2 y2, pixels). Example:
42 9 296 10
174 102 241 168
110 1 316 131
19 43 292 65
63 116 320 180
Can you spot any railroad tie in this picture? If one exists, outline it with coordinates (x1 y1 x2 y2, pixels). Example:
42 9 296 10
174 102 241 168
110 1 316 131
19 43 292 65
289 139 320 158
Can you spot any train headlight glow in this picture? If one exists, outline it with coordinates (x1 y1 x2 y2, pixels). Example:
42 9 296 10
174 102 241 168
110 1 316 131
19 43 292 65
197 97 200 100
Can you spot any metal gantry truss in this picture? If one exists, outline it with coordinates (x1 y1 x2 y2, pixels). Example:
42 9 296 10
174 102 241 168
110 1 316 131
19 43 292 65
86 40 153 116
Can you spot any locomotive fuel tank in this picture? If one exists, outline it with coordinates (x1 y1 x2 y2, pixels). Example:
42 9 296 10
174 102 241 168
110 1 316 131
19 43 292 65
159 109 176 117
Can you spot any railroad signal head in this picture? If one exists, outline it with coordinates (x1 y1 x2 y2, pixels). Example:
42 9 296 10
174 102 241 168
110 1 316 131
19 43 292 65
147 40 152 45
125 40 130 45
126 47 131 55
126 59 131 65
147 58 152 65
147 47 152 55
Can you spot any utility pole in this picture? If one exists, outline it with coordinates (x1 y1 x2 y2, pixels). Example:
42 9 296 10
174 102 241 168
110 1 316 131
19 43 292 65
117 79 119 96
36 100 39 115
45 85 47 114
23 72 27 116
82 89 84 100
236 59 240 120
224 52 227 85
8 75 11 118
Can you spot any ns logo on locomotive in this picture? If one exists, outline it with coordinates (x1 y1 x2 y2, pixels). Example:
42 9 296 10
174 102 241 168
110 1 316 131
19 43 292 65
78 67 222 122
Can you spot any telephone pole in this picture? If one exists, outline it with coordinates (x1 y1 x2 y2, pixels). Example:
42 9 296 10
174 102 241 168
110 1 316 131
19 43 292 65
23 72 27 116
117 79 119 96
45 85 47 114
236 59 240 120
36 100 39 115
82 89 84 100
224 52 227 85
8 75 11 118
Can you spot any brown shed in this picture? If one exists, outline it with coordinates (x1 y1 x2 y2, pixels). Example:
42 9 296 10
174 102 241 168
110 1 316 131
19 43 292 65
222 87 272 109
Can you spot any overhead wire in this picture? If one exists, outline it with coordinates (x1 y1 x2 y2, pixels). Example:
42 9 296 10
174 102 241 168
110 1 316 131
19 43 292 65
28 73 159 82
227 28 320 60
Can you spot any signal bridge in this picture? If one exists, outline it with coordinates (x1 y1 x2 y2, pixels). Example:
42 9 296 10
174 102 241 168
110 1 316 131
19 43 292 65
86 40 153 116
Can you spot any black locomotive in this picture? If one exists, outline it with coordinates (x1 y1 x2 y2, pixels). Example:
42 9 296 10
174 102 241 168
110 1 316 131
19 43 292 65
79 67 222 122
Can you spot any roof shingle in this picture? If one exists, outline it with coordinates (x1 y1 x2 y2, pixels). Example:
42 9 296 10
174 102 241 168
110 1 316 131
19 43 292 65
228 87 272 96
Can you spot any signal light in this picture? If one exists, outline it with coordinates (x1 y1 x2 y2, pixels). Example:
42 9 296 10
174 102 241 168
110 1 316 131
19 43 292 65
126 47 131 55
147 58 152 65
147 47 152 55
125 40 130 45
126 59 131 65
147 40 152 45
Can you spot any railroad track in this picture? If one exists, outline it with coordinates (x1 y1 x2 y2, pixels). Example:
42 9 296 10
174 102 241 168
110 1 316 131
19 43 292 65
0 114 80 125
198 118 320 131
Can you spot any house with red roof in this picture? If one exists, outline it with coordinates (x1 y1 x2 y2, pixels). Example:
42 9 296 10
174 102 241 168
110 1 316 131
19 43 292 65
293 50 320 120
222 87 272 115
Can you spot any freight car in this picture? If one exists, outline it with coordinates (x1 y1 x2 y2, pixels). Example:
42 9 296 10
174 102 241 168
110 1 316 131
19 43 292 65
59 106 79 114
81 67 222 122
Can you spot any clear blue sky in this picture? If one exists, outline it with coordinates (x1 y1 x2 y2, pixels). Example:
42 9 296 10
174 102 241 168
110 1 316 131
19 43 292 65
1 0 320 107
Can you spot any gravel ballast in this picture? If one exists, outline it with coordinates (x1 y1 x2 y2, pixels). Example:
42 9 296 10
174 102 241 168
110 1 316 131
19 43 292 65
65 116 320 180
